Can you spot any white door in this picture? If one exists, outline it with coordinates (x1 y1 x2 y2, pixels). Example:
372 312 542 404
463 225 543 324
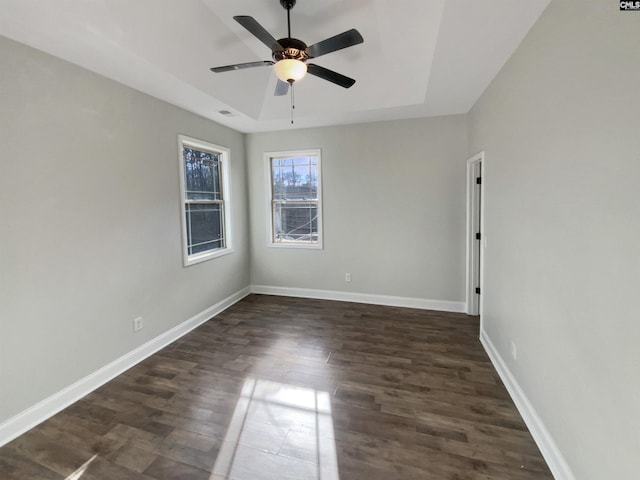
466 153 484 316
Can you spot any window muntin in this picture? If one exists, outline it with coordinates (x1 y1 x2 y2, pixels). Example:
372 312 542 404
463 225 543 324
267 150 322 248
179 136 232 265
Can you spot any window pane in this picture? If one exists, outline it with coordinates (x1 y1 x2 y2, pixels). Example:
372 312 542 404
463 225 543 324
307 164 318 197
273 202 318 243
272 165 285 199
292 157 310 166
272 156 317 201
186 203 225 254
184 147 221 201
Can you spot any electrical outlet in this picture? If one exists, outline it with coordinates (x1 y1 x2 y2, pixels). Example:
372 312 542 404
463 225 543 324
133 317 143 332
345 272 352 282
511 341 517 360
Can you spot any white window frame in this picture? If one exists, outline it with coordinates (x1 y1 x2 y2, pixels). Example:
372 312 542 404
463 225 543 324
178 135 233 266
265 149 323 249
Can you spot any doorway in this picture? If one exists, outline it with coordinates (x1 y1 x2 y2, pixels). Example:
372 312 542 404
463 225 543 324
466 152 484 316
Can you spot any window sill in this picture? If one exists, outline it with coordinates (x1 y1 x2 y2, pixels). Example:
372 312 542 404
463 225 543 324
184 247 234 267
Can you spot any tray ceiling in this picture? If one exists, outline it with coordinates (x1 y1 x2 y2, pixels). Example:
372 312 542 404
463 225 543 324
0 0 550 132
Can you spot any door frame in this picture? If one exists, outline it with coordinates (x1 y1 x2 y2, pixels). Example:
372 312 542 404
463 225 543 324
465 152 485 317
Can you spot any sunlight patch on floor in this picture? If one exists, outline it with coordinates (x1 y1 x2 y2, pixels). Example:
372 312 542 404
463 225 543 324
64 454 97 480
211 378 339 480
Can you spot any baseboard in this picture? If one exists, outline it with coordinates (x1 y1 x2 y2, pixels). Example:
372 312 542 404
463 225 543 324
251 285 466 313
0 286 251 448
480 329 575 480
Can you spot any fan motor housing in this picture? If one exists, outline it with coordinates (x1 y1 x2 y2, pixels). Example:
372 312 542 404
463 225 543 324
273 37 309 62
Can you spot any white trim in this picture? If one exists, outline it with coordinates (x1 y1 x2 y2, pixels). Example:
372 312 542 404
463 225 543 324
480 329 576 480
264 149 323 250
0 287 251 448
178 135 234 267
250 285 465 313
465 151 484 317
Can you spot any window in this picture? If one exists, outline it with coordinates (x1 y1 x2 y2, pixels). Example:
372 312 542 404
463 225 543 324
266 149 322 248
178 135 232 266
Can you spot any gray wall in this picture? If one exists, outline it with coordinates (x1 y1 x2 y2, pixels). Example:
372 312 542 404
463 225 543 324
246 116 468 303
0 36 250 423
468 1 640 478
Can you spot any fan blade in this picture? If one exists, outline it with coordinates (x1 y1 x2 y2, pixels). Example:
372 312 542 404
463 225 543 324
306 29 364 58
307 64 356 88
211 61 273 73
274 79 290 96
234 16 283 52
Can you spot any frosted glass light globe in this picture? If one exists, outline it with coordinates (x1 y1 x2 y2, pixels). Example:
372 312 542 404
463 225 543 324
274 59 307 83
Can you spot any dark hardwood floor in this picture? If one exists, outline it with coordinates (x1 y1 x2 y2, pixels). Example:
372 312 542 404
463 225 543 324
0 294 552 479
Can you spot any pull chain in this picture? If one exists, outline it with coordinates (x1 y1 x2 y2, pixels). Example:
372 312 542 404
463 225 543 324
290 82 295 124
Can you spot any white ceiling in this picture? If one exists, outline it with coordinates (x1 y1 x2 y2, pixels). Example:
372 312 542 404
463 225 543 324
0 0 550 133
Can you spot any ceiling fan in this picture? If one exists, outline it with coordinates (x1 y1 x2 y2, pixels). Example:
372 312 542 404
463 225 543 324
210 0 364 97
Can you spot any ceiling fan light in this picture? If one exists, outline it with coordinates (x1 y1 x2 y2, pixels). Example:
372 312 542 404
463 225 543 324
274 59 307 83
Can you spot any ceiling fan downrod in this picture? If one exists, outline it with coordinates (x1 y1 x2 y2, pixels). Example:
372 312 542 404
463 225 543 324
280 0 296 38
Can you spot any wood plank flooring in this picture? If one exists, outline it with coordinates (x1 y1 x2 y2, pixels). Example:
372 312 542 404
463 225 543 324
0 294 553 479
